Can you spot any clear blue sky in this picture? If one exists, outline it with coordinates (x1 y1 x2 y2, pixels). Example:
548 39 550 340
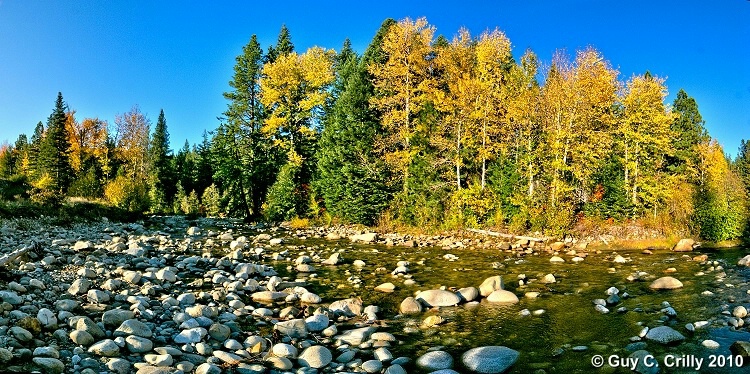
0 1 748 156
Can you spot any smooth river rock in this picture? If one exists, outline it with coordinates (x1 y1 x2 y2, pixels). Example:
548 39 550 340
649 276 683 290
297 345 332 368
461 346 519 373
486 290 519 304
416 289 461 307
645 326 685 344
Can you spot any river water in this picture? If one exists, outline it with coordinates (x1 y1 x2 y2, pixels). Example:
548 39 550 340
231 225 750 373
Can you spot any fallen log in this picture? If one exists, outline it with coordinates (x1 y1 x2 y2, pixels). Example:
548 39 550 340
0 247 30 268
467 228 551 242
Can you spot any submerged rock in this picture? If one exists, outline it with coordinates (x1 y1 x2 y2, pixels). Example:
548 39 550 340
462 346 519 373
649 276 683 290
645 326 685 344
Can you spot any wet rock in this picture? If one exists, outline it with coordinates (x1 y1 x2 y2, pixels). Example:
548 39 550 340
375 282 396 293
549 256 565 263
628 350 659 374
462 346 519 373
672 238 695 252
733 306 748 318
457 287 479 302
298 345 332 368
479 276 504 297
645 326 685 344
486 290 519 304
350 232 378 243
730 341 750 358
738 255 750 266
702 340 720 349
649 276 683 290
416 350 453 371
416 289 461 307
400 297 423 314
422 315 445 328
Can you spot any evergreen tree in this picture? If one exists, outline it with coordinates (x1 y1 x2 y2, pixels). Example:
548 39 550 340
39 92 73 192
148 109 174 210
315 33 393 224
214 34 282 219
736 139 750 194
194 130 213 197
264 24 294 64
667 89 708 175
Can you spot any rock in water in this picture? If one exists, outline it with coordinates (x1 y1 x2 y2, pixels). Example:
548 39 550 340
416 350 453 371
649 276 683 290
400 297 423 314
478 276 504 297
486 290 519 304
645 326 685 344
628 350 659 374
672 238 695 252
416 290 461 307
738 255 750 266
349 232 378 243
461 346 519 373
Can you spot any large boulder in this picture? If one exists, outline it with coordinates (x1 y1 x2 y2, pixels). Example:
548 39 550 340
672 238 695 252
461 346 519 373
416 290 461 307
649 276 683 290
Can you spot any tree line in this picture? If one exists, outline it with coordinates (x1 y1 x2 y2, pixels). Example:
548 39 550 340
1 17 748 241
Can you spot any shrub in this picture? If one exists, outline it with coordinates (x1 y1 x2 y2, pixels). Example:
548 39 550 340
104 175 150 212
201 184 221 217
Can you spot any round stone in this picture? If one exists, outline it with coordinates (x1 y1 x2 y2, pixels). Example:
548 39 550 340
416 350 453 371
462 346 519 373
297 345 332 368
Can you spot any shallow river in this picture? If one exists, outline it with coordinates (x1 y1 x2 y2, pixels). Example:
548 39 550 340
234 227 750 373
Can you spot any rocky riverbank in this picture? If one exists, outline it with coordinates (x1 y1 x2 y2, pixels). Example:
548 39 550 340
0 216 748 373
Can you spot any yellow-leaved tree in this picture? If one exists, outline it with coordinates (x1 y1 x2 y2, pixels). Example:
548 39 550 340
474 28 513 190
620 73 674 212
260 46 335 156
369 17 437 193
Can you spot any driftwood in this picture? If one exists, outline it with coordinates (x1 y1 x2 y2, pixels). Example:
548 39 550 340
467 228 551 242
0 247 30 268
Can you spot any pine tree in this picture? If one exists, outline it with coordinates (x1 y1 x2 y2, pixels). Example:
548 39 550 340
39 92 73 192
264 25 294 64
667 89 709 176
736 139 750 194
214 35 282 219
148 109 173 209
315 35 393 224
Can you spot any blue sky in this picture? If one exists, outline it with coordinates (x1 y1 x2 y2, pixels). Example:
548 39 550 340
0 1 748 156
